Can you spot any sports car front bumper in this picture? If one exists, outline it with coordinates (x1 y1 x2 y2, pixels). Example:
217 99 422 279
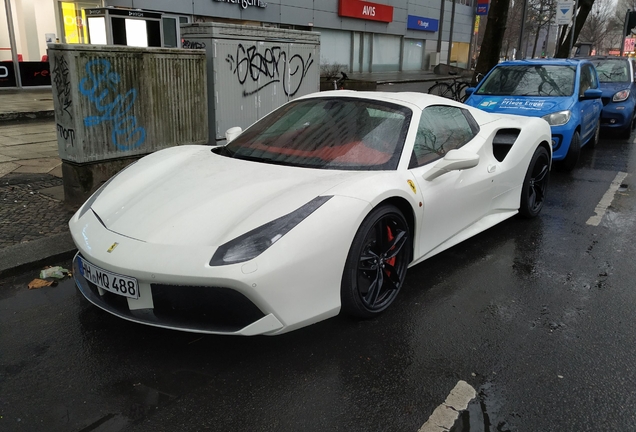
70 198 368 335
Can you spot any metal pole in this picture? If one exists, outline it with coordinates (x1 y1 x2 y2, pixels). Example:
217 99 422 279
436 0 446 57
517 0 529 59
620 9 630 57
4 0 22 88
568 0 579 58
446 0 457 67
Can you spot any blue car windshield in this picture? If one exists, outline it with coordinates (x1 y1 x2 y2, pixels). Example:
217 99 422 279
592 59 629 83
476 65 576 97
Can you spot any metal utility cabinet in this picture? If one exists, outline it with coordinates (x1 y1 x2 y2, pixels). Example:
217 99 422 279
48 43 208 203
180 23 320 144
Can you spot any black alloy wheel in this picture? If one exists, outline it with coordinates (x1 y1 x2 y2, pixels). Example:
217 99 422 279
519 146 550 218
341 205 410 318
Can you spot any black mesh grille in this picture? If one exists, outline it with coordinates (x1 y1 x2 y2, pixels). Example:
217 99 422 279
151 284 266 331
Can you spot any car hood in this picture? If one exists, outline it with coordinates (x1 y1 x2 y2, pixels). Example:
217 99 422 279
599 82 631 97
89 145 367 246
465 95 573 117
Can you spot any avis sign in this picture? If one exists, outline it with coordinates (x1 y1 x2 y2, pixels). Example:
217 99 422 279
338 0 394 23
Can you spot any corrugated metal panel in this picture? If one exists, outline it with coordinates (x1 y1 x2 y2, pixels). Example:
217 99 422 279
181 23 320 143
213 40 259 140
49 44 208 164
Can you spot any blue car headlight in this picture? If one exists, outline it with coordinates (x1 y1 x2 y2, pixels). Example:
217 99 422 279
542 110 571 126
209 196 333 266
613 89 630 102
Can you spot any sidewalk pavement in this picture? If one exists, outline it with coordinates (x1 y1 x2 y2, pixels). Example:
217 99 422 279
0 69 459 277
0 86 77 277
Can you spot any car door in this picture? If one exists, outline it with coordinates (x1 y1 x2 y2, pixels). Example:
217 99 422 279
578 63 602 141
408 105 496 259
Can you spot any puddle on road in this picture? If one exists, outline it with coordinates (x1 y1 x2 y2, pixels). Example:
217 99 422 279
450 382 513 432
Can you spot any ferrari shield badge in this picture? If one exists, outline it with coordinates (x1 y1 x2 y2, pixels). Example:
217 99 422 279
107 242 119 253
407 180 417 194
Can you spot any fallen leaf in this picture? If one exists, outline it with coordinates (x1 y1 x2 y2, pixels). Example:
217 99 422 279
28 279 55 289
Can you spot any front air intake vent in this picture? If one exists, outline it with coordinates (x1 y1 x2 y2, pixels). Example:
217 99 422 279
492 129 521 162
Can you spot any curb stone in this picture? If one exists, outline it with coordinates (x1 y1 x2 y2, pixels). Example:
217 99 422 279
0 232 77 279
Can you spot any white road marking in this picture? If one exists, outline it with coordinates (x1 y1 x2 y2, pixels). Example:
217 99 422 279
418 380 477 432
586 171 629 226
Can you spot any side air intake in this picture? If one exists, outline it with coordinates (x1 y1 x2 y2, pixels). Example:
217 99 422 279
492 129 520 162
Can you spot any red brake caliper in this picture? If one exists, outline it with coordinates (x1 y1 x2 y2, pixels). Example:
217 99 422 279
385 226 396 275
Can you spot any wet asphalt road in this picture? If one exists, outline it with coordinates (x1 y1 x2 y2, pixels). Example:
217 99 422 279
2 131 636 432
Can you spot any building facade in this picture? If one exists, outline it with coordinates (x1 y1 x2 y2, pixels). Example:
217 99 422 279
1 0 476 87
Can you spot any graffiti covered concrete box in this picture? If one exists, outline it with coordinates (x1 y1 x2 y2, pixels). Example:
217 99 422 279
180 23 320 143
48 44 208 164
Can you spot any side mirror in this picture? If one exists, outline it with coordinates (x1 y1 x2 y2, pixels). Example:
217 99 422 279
465 87 475 97
424 149 480 181
580 88 602 100
225 127 243 143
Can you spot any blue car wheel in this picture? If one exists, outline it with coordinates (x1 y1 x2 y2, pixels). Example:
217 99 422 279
559 130 580 171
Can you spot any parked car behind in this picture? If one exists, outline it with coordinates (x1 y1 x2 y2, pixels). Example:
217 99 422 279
582 56 636 138
464 59 603 171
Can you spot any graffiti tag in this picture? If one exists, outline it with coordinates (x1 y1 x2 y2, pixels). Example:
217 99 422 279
78 59 146 150
182 40 206 50
52 55 72 119
57 123 75 148
226 44 314 97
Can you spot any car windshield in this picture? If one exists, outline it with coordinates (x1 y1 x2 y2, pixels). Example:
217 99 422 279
476 65 576 96
592 59 630 83
222 97 412 170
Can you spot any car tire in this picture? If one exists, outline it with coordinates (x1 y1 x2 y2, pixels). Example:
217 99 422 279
341 205 410 319
619 122 632 139
558 130 580 172
588 119 600 148
519 146 550 218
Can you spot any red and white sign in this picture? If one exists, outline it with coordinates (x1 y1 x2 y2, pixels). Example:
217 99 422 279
339 0 393 23
625 38 636 53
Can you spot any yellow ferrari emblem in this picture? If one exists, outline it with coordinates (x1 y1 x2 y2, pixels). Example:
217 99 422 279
107 242 119 253
407 179 417 194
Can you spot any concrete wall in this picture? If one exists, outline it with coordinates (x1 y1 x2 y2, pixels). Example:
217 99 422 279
104 0 474 44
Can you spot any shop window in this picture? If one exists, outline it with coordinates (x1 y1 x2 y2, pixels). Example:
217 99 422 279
59 2 100 45
163 15 190 48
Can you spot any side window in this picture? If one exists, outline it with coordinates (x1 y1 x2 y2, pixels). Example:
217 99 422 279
579 65 598 95
587 65 598 89
410 106 477 168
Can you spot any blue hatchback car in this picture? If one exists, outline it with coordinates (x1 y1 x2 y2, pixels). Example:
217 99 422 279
584 56 636 138
464 59 603 171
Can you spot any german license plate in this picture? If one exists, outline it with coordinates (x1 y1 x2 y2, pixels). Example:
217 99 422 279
78 257 139 299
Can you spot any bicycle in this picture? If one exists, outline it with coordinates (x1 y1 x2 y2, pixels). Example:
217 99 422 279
428 72 485 102
428 72 470 102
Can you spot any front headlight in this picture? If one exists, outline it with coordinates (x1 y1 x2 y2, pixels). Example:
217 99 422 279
542 110 571 126
209 196 333 266
613 89 630 102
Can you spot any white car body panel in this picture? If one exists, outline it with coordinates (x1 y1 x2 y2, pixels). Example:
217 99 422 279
70 91 552 335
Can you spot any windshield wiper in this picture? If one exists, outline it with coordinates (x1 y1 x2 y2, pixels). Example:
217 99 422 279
233 154 296 167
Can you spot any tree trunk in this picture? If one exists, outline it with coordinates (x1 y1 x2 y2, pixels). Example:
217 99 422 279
555 0 596 57
472 0 510 85
532 31 540 57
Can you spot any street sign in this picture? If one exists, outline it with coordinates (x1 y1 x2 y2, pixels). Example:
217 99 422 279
556 0 574 25
624 37 636 53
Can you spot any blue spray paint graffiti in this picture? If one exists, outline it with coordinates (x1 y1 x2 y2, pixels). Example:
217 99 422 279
78 59 146 151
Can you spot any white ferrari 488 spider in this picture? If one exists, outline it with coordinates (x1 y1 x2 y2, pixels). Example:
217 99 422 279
70 91 552 335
